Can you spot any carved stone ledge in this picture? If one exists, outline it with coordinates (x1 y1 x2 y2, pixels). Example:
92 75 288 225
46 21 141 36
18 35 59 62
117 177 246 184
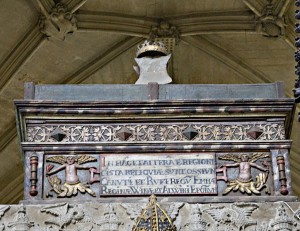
0 201 299 231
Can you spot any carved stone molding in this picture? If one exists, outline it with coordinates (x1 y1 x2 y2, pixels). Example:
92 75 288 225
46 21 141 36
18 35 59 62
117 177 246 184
76 10 255 37
0 201 298 230
26 122 285 143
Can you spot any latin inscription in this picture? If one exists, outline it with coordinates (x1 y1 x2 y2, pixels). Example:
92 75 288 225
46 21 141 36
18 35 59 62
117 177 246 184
99 153 216 195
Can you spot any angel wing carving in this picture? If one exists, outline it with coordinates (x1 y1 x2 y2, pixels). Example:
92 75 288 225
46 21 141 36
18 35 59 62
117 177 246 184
165 203 184 221
219 154 241 163
0 206 10 219
232 203 259 230
250 153 269 163
40 203 69 216
203 206 227 223
46 155 97 165
46 156 66 165
232 203 258 218
77 155 97 165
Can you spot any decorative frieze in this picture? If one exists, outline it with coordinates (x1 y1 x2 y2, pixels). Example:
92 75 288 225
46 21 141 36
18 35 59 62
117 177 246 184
24 151 293 200
26 122 285 143
0 200 299 230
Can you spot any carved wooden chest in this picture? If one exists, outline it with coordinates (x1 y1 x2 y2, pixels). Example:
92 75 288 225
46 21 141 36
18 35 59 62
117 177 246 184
15 83 296 203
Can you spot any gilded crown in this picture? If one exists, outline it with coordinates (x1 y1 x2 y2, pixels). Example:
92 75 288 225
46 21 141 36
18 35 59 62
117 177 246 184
136 40 169 58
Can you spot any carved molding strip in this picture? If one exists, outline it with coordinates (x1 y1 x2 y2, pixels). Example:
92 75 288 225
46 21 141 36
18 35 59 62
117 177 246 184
0 201 299 230
77 10 257 37
77 11 155 37
182 36 272 84
26 122 285 143
168 10 256 36
0 25 45 94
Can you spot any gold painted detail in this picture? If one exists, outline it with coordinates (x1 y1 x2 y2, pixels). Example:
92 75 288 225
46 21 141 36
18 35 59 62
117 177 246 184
217 153 271 195
136 40 169 58
46 155 97 198
26 122 285 142
133 195 177 231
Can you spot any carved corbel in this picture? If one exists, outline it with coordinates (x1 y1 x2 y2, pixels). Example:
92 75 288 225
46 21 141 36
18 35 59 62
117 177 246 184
149 20 180 52
255 0 286 37
37 0 87 40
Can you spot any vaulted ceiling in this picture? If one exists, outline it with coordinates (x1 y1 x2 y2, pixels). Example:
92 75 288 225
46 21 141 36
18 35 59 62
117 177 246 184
0 0 298 203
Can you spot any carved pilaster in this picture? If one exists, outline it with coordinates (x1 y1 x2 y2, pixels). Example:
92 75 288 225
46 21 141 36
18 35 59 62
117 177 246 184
29 155 38 196
276 155 289 195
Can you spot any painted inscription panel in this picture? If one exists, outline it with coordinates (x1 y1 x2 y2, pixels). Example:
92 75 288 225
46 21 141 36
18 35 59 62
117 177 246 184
99 153 216 196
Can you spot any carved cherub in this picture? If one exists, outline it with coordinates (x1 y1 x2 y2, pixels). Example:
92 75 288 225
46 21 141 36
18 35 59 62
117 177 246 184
46 155 97 197
218 153 270 195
